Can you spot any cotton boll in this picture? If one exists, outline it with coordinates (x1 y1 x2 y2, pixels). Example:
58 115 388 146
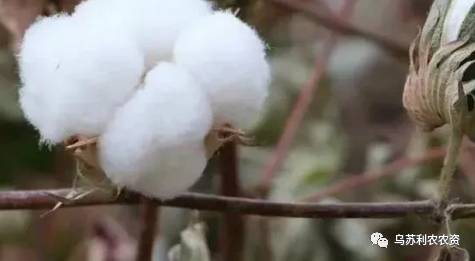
74 0 213 67
174 11 271 129
19 15 144 143
99 62 212 198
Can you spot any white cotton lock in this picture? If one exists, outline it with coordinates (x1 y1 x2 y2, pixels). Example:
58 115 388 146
19 15 73 141
99 62 212 198
18 15 144 144
74 0 213 68
442 0 475 43
174 11 271 129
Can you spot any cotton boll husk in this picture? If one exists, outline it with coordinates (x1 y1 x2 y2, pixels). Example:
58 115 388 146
174 11 271 129
99 62 212 198
19 15 144 144
74 0 213 67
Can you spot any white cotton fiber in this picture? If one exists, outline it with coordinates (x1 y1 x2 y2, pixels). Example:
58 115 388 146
19 15 144 144
174 11 271 129
99 62 212 198
442 0 475 43
18 15 73 141
74 0 213 68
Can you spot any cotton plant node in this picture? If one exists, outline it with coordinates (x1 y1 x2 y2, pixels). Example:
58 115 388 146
403 0 475 230
40 136 119 217
212 125 255 145
204 125 255 161
64 135 111 189
18 0 270 206
41 187 97 218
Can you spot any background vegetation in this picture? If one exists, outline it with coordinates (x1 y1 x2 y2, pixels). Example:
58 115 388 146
2 0 475 260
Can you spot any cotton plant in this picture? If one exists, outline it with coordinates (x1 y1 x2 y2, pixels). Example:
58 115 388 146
18 0 271 198
403 0 475 200
403 0 475 257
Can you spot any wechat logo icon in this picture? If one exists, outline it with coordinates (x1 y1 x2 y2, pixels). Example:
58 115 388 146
371 232 388 248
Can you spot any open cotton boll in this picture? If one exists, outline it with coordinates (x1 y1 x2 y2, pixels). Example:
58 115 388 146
19 15 144 144
74 0 212 68
174 11 270 129
99 62 212 198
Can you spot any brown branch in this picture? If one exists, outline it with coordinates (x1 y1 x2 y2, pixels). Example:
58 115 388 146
448 203 475 220
0 188 474 220
269 0 408 59
303 147 447 202
135 198 159 261
219 141 245 261
259 0 356 196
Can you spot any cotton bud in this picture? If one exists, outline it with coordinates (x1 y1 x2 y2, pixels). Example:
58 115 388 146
174 11 270 129
74 0 212 68
99 63 212 198
18 15 144 144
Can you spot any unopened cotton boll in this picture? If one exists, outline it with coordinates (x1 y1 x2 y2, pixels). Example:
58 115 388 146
174 11 270 129
74 0 213 68
99 62 212 198
19 15 144 144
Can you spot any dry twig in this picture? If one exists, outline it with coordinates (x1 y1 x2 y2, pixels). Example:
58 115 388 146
303 147 446 202
219 141 245 261
1 188 475 220
269 0 408 59
135 198 160 261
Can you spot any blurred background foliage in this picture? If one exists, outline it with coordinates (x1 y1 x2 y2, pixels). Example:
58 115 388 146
2 0 475 260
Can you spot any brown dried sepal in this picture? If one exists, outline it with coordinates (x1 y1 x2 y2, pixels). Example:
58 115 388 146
65 125 254 166
403 33 475 134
